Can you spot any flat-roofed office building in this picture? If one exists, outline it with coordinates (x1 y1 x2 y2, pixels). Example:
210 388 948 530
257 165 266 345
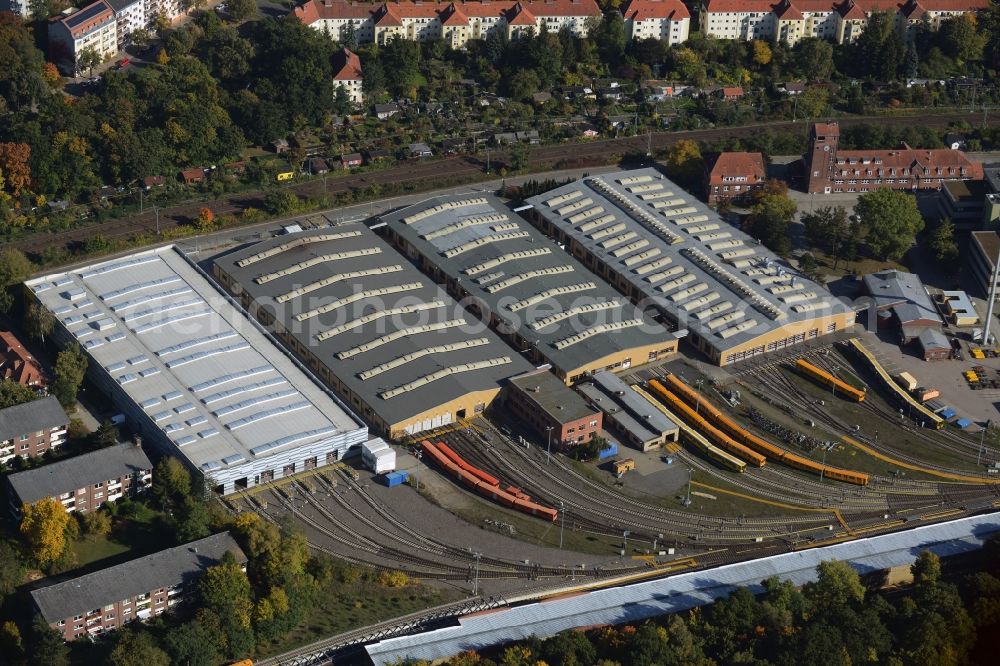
26 247 367 495
525 169 855 366
381 194 680 383
213 224 535 438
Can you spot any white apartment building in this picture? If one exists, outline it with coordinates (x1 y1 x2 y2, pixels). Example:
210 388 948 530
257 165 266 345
700 0 990 46
295 0 604 48
48 2 119 75
621 0 690 45
107 0 146 48
332 47 364 105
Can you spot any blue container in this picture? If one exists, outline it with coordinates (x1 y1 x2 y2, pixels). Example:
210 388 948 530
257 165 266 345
956 418 973 429
384 470 409 487
938 407 957 419
599 442 619 460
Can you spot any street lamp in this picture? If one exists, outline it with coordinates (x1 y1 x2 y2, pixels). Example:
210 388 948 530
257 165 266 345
683 467 692 507
472 552 482 596
695 379 704 415
546 426 554 465
559 500 565 549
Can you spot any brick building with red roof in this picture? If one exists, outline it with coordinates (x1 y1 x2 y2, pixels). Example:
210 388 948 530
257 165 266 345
620 0 690 44
0 331 45 388
705 152 767 204
804 121 984 194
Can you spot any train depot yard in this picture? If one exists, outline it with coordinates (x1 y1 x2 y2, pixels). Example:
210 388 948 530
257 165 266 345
18 165 1000 663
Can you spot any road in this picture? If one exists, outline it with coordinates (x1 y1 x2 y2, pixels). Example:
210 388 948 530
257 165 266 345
11 112 995 262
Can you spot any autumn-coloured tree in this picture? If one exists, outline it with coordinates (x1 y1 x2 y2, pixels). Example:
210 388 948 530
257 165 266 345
41 63 61 88
20 498 71 566
196 207 215 230
199 551 254 629
0 143 31 197
664 139 703 189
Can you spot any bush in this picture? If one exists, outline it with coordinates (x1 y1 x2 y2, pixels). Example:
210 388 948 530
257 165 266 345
377 570 410 588
262 190 300 216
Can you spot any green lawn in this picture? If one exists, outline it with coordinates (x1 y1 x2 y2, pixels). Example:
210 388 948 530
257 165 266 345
254 579 462 658
70 536 130 567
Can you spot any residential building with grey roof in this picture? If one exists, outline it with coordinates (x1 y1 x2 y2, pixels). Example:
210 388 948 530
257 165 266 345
381 193 680 383
0 396 69 464
26 247 367 495
524 169 855 366
31 532 246 641
7 441 152 516
212 224 535 438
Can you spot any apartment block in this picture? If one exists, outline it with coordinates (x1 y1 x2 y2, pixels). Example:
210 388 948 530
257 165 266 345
700 0 989 46
48 2 119 75
0 396 69 464
7 441 153 517
295 0 603 48
31 532 246 641
333 47 364 105
621 0 690 45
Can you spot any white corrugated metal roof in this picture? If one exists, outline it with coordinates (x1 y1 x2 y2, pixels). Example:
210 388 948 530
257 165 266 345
367 513 1000 664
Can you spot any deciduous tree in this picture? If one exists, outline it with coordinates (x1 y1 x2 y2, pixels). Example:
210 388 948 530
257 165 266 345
0 378 38 409
855 188 924 260
109 630 170 666
20 498 71 566
52 344 88 408
24 302 55 345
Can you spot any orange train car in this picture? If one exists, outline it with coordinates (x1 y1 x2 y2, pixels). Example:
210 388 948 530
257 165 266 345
436 441 501 486
420 440 558 521
647 380 766 467
661 375 788 460
659 376 870 487
795 359 866 402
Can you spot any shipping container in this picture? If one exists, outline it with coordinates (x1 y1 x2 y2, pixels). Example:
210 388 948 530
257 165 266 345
938 406 957 419
956 418 973 429
384 470 409 487
598 441 619 460
896 372 917 392
915 388 940 403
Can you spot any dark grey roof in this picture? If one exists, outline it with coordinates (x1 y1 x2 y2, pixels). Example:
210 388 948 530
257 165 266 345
525 170 853 358
582 370 678 439
917 328 950 351
381 193 676 378
510 371 597 424
8 442 152 505
984 163 1000 194
863 270 942 325
0 396 68 442
213 225 533 428
105 0 140 11
31 532 246 623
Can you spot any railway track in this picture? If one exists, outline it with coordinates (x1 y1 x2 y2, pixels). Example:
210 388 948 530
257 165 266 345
806 350 989 463
10 111 997 260
749 360 990 479
445 425 840 546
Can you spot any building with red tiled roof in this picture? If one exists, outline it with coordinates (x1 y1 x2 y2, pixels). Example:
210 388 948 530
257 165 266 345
620 0 690 44
699 0 989 45
0 331 45 388
804 121 984 194
705 152 767 204
332 47 363 105
719 86 744 101
294 0 602 47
